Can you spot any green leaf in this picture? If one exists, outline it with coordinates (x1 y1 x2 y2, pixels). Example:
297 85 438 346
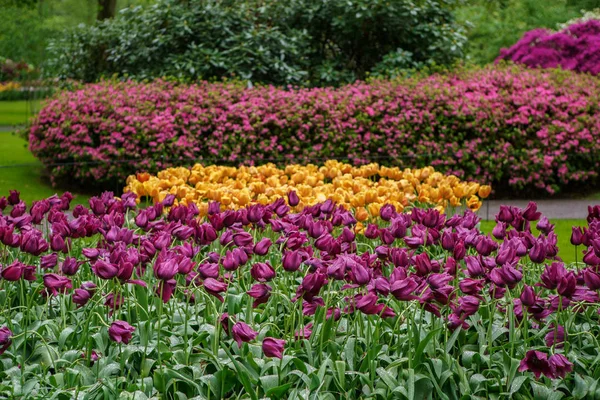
414 328 441 366
509 376 528 396
266 383 294 398
376 367 397 390
259 374 279 393
407 368 415 400
58 327 75 350
344 337 356 371
572 374 589 399
445 327 461 354
223 349 258 400
334 360 346 390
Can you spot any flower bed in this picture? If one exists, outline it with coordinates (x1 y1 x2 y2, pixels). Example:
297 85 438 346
0 189 599 398
124 162 491 217
29 65 600 194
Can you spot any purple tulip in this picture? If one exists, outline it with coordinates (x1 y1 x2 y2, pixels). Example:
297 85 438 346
545 324 565 348
540 262 567 290
465 256 485 277
61 257 81 276
549 354 573 379
50 234 67 253
262 337 286 359
251 262 276 282
7 190 20 206
40 253 58 269
20 230 49 256
414 253 433 276
222 251 239 271
364 224 380 239
296 271 328 301
456 295 480 317
43 273 73 296
203 278 228 302
518 350 554 379
295 323 313 340
497 206 514 223
557 272 577 297
89 197 106 215
520 285 536 307
288 191 299 207
459 278 484 295
583 248 600 266
1 261 35 281
282 250 302 272
571 227 584 246
231 322 258 347
108 320 135 344
92 260 119 280
233 232 253 247
232 247 248 266
198 262 220 279
73 288 93 307
492 223 507 239
372 277 391 296
153 254 179 281
355 293 385 315
247 283 272 307
156 279 177 303
536 216 553 235
253 238 272 256
584 268 600 290
441 230 455 251
379 204 396 221
0 326 12 355
391 278 419 301
522 202 541 221
453 241 466 260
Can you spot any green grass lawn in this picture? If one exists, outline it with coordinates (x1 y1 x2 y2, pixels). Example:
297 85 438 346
0 132 90 205
0 100 42 126
480 219 587 265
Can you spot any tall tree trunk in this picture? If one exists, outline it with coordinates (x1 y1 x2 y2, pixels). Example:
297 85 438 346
97 0 117 20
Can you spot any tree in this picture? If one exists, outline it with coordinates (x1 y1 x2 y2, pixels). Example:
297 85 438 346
97 0 117 20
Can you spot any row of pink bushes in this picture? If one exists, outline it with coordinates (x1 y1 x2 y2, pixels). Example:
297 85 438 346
29 65 600 194
498 20 600 76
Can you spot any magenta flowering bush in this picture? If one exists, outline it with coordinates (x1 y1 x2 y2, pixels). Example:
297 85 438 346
29 65 600 195
0 188 600 397
498 19 600 76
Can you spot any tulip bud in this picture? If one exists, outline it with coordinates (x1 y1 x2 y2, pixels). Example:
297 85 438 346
262 337 286 359
231 322 258 347
251 262 276 282
247 283 272 307
253 238 272 256
282 250 302 272
61 257 81 276
519 285 536 307
108 320 135 344
287 191 300 207
0 326 12 355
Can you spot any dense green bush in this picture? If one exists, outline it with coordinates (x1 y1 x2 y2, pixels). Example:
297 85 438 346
46 0 468 86
457 0 590 65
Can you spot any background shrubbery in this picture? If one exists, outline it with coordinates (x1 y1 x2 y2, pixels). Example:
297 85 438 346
497 19 600 75
45 0 469 86
28 65 600 195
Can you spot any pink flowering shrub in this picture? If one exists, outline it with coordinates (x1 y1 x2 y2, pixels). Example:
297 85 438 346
497 20 600 76
29 65 600 194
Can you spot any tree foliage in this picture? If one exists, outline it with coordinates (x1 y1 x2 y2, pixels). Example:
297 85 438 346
45 0 468 86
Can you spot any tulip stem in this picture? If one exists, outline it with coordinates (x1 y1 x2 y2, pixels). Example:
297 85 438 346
157 298 163 372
